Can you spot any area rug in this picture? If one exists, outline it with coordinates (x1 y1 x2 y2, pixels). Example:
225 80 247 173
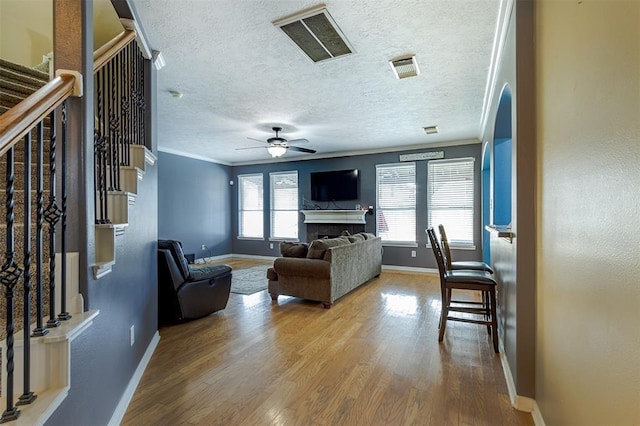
231 264 270 295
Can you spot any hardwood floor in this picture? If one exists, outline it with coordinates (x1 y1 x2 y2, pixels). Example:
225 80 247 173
123 259 533 425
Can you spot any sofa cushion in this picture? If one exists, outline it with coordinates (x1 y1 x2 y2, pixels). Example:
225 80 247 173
188 264 232 282
280 241 309 258
347 233 366 243
307 236 351 259
357 232 377 240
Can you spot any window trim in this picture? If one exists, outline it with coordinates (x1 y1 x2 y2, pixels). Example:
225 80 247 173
269 170 299 240
426 157 475 247
376 162 417 244
238 173 264 239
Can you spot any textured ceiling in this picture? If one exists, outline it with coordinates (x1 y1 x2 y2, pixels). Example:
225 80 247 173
130 0 501 165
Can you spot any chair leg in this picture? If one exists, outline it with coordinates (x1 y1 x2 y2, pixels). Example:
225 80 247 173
438 287 449 342
489 289 499 353
483 291 491 336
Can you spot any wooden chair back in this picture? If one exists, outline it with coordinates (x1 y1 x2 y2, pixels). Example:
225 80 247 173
426 228 447 283
437 224 453 270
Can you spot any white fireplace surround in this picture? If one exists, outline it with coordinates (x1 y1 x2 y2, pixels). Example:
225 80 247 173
301 209 367 224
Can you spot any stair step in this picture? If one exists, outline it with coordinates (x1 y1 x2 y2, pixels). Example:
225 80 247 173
0 58 49 83
0 161 52 191
0 223 53 342
0 190 54 226
0 72 46 96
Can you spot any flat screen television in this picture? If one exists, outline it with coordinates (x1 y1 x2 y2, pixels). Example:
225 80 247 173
310 169 359 202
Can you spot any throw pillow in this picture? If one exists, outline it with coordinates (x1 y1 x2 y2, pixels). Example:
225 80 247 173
280 242 309 258
307 236 351 259
347 233 366 243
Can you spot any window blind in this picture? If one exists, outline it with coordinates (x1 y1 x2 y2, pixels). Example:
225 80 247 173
427 158 475 246
270 171 298 239
238 173 263 238
376 162 416 243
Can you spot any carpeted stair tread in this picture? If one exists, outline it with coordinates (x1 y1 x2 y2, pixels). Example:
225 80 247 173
0 77 44 97
0 59 71 342
0 161 52 190
0 58 49 83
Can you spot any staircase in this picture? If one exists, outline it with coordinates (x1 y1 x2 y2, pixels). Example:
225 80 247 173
0 59 53 342
0 38 155 421
0 58 92 425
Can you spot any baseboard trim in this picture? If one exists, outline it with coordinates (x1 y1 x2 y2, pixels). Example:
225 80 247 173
381 265 438 274
108 331 160 426
231 253 278 261
531 402 546 426
499 340 536 413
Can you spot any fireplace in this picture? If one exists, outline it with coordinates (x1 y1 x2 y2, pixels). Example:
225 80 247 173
301 210 368 242
306 223 366 241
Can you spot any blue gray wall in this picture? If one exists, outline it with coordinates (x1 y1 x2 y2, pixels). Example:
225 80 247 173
232 143 482 269
157 152 232 258
46 159 159 426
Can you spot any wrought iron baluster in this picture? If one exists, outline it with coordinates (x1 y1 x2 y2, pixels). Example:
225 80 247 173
138 48 146 147
1 146 24 423
101 68 109 223
94 69 109 224
113 53 121 175
45 107 61 329
120 46 130 166
58 103 70 321
93 73 100 224
131 45 139 147
108 59 118 191
17 128 36 406
32 114 48 337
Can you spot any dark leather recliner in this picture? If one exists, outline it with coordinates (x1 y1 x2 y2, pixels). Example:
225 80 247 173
157 240 232 323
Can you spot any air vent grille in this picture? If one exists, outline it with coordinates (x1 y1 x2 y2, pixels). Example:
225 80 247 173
390 55 420 79
274 7 353 63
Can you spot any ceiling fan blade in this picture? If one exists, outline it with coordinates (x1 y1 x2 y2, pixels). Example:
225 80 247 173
247 137 268 144
235 146 267 150
289 146 316 154
286 138 309 144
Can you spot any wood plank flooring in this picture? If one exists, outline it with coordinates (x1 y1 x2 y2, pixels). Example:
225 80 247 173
123 259 533 425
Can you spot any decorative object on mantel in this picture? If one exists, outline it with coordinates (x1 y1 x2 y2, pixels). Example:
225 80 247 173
301 209 367 224
399 151 444 162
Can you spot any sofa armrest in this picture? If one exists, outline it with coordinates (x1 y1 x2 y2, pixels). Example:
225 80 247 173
273 257 330 279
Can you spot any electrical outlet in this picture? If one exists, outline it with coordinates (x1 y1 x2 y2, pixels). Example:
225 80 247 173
130 325 135 346
411 250 417 258
270 243 274 249
201 244 207 251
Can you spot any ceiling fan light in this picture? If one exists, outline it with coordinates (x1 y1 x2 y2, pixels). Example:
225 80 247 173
268 145 287 158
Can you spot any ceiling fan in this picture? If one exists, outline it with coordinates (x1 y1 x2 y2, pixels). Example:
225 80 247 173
239 127 317 158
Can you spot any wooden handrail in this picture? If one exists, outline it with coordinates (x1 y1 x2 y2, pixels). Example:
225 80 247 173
0 74 75 156
93 30 136 73
0 29 138 155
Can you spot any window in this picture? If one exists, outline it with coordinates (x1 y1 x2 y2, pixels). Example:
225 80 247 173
270 171 298 240
376 163 416 244
427 158 475 247
238 173 263 238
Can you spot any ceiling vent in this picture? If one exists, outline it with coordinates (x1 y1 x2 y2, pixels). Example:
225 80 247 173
390 55 420 79
423 125 439 135
273 6 353 63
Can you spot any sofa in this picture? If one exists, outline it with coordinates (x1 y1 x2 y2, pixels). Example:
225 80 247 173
158 240 232 323
268 233 382 308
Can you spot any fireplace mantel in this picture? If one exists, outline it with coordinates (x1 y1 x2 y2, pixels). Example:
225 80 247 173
301 210 367 224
